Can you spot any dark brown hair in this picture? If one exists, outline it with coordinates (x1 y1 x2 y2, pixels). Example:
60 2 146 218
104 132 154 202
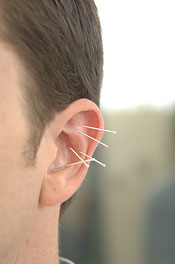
0 0 103 216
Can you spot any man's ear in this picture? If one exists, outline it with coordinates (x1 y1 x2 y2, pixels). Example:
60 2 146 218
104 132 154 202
39 99 104 207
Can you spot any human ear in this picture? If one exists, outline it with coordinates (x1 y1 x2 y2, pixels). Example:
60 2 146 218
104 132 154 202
39 99 104 207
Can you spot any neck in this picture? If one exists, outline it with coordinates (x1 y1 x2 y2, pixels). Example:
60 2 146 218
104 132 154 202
6 206 60 264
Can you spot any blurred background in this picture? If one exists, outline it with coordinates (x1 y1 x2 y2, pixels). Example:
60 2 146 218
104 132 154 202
60 0 175 263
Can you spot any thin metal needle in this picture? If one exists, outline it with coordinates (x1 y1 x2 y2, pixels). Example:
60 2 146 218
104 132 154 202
70 147 89 168
78 131 109 148
83 125 117 134
69 123 117 134
80 151 106 167
49 159 95 172
66 158 95 167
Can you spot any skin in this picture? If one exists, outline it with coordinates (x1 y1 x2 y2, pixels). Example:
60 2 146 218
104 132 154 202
0 41 104 264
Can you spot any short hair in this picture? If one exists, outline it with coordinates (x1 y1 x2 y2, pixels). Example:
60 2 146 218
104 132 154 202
0 0 103 216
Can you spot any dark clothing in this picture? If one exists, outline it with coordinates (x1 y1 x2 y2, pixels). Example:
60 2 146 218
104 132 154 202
60 257 75 264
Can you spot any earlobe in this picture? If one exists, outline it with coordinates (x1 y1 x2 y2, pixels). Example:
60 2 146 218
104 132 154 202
39 163 87 206
39 99 104 207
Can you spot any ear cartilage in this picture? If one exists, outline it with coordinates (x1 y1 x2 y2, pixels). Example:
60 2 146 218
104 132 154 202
82 125 117 134
78 131 109 148
70 147 89 168
80 151 106 167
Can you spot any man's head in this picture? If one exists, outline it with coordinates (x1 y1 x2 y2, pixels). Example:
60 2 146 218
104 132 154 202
0 0 103 262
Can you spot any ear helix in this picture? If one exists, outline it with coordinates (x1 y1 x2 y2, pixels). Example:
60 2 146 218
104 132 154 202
48 124 116 173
